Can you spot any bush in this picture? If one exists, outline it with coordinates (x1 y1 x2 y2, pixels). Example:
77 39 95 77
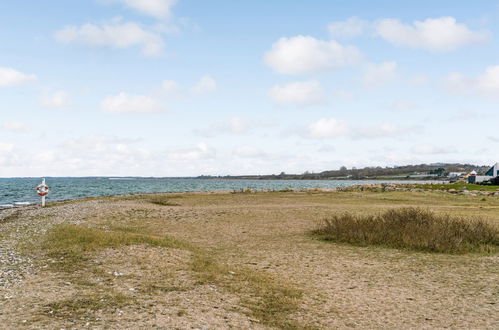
313 208 498 253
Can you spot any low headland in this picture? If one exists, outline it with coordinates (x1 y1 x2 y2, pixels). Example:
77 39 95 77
1 183 498 329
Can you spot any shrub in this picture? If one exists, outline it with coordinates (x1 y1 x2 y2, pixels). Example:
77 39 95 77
148 196 181 206
313 208 498 253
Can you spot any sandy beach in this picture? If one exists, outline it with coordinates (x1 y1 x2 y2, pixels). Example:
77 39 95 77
1 189 498 329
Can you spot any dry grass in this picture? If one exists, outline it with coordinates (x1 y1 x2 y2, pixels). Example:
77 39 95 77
42 224 187 271
314 207 499 253
148 195 181 206
44 292 131 319
40 223 303 329
3 190 499 329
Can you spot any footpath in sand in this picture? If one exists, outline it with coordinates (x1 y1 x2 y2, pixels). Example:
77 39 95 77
0 190 498 329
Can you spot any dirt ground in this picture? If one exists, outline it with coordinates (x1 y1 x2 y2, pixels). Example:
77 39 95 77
1 190 498 329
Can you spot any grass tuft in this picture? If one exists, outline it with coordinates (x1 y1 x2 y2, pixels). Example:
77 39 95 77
313 207 499 253
40 224 303 328
148 196 181 206
42 224 186 271
191 252 302 329
44 292 130 319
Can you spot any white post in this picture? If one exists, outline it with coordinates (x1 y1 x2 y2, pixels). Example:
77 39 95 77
41 178 46 207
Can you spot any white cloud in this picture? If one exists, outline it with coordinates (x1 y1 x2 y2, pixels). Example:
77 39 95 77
0 142 14 152
115 0 177 19
269 80 325 106
334 90 354 100
308 118 350 138
194 117 254 137
444 65 499 97
191 75 217 94
375 17 488 52
41 91 71 108
363 61 398 87
353 123 408 139
101 92 162 113
476 65 499 95
0 121 30 132
161 80 179 93
264 35 362 75
328 17 369 38
233 146 268 158
167 143 216 161
411 144 458 155
307 118 417 139
55 21 165 56
0 67 36 87
392 99 417 111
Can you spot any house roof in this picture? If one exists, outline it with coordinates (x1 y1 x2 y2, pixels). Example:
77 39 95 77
485 163 499 177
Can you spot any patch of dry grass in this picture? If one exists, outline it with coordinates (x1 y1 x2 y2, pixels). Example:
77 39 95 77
191 252 302 329
44 292 131 320
42 224 187 271
40 224 303 328
314 208 499 253
148 195 181 206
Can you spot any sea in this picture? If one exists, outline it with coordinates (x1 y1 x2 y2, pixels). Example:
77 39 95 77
0 177 443 208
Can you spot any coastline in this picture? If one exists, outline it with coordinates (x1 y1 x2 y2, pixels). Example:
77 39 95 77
1 188 497 328
4 180 499 213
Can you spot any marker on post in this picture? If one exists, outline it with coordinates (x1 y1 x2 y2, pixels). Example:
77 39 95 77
36 178 49 207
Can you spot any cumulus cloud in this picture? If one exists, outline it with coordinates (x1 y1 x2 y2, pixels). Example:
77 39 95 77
41 91 71 108
363 61 398 87
353 124 409 139
392 99 417 111
307 118 350 138
195 117 255 137
114 0 177 19
101 92 162 113
444 65 499 97
328 17 369 38
375 17 488 52
191 75 217 94
269 80 325 106
54 21 165 56
167 143 216 161
411 144 458 155
233 146 268 159
264 35 362 75
307 118 417 139
0 67 36 87
334 90 354 100
0 121 30 132
161 80 180 94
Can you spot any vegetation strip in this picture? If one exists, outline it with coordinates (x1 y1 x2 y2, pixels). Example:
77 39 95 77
40 224 303 329
313 208 499 253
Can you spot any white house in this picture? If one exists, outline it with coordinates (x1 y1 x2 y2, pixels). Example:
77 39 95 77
468 163 499 183
484 162 499 177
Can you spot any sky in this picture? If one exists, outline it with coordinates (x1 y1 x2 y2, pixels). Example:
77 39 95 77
1 0 499 177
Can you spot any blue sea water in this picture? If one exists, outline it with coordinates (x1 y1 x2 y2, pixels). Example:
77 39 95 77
0 177 441 207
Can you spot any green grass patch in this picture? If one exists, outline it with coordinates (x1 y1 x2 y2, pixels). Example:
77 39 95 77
313 208 499 253
407 183 499 192
40 224 304 328
191 252 302 329
148 196 181 206
44 292 130 319
42 224 187 271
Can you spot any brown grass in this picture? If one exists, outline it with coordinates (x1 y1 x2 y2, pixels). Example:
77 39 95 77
313 207 499 253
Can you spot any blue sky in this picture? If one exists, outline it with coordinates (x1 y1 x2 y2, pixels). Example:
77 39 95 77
1 0 498 177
